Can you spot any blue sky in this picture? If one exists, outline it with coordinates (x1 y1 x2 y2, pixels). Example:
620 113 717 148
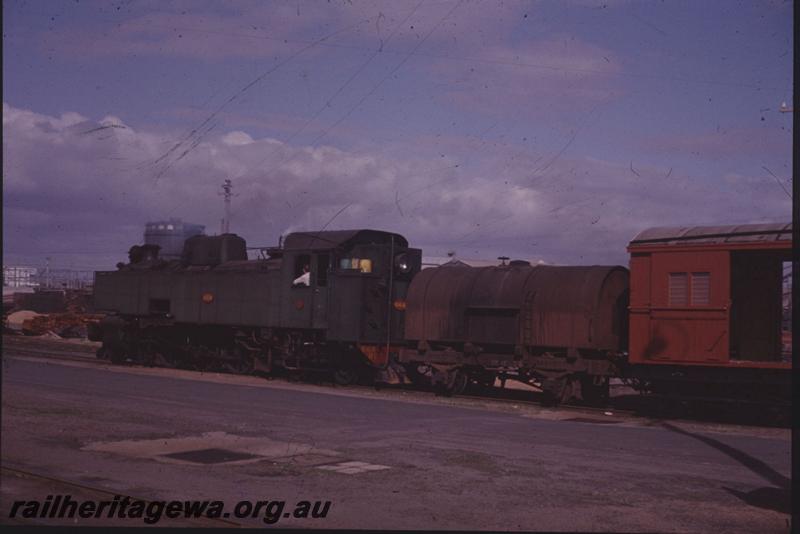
3 0 793 269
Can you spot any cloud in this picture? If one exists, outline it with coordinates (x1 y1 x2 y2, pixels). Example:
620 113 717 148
221 131 254 146
427 36 623 119
639 126 793 159
34 1 539 66
37 2 351 60
2 102 791 270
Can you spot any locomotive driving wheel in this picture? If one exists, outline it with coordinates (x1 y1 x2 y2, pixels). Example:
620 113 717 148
237 353 255 375
334 368 359 385
220 347 255 375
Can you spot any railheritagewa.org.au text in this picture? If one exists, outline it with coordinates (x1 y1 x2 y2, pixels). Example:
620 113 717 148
8 495 331 525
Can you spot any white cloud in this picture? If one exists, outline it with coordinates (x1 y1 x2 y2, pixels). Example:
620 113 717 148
430 37 623 119
222 131 254 146
2 102 791 269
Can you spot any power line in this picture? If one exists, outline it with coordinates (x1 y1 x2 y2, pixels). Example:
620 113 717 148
227 1 427 185
147 14 378 183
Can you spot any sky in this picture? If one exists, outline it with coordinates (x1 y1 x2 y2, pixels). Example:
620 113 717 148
2 0 794 270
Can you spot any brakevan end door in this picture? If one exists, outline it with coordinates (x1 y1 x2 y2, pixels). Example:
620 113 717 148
629 250 730 364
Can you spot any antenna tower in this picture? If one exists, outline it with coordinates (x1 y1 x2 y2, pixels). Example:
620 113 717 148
221 179 233 234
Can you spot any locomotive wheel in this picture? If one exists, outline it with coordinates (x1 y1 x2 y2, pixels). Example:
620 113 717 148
404 364 431 387
152 351 174 368
109 349 128 365
238 354 255 375
221 353 255 375
334 368 359 385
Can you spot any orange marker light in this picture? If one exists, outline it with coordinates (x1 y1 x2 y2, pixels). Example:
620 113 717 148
201 292 214 304
393 299 407 311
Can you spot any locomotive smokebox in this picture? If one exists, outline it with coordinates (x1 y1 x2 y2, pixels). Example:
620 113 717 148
404 263 629 353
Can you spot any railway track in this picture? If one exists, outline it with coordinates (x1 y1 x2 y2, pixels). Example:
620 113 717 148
3 334 788 427
2 335 99 358
1 465 243 527
2 346 103 365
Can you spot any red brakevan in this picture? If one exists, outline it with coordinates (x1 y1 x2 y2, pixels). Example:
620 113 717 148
627 223 791 374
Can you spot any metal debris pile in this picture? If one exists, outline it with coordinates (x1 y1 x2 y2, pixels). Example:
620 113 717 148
12 312 105 338
3 288 102 339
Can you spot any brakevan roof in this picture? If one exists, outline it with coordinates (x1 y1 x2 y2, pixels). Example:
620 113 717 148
629 222 792 246
282 229 409 251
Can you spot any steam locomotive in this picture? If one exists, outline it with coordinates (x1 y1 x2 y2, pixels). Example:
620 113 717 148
90 222 791 405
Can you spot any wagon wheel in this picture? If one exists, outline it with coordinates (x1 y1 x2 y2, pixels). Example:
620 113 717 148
580 375 609 406
450 369 468 396
436 369 467 397
541 377 568 407
468 371 496 392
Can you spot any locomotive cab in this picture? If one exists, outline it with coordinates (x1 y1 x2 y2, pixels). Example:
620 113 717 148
279 230 421 367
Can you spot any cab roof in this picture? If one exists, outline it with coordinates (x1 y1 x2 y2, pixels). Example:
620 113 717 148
629 222 791 247
282 229 409 251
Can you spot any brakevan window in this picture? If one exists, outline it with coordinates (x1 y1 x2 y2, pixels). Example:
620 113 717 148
668 272 710 306
668 273 688 306
690 272 710 305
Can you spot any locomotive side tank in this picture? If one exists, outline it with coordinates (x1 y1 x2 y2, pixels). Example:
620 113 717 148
399 261 629 403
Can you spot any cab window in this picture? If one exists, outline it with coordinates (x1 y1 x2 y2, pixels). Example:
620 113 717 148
339 257 372 273
292 254 311 287
316 254 330 286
